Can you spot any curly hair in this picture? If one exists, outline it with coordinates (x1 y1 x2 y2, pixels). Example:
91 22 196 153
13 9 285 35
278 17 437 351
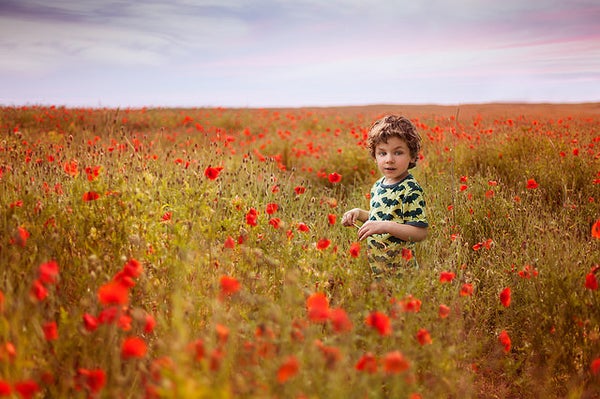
366 115 421 169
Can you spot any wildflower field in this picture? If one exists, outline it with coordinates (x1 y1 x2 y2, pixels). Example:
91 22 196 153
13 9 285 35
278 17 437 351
1 103 599 398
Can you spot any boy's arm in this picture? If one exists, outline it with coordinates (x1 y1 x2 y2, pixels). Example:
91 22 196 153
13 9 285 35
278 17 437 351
341 208 369 227
358 221 428 242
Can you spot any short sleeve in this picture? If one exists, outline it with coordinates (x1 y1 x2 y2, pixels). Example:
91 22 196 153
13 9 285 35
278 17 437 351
402 185 428 227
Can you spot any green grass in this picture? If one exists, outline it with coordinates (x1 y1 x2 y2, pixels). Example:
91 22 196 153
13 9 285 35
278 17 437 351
0 105 599 398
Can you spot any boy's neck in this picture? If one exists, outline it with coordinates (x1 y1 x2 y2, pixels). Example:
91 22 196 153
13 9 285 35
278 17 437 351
382 172 409 185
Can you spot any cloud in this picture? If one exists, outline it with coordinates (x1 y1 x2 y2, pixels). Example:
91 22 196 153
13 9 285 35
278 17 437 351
0 0 254 74
0 17 170 73
0 0 599 106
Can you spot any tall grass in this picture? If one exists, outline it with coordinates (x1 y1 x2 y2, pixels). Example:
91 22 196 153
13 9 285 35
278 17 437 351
0 105 599 398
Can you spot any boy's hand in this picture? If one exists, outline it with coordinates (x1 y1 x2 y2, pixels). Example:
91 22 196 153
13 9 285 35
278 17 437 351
341 208 363 227
357 221 384 241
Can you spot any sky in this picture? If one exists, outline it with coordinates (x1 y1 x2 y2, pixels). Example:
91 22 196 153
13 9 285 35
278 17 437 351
1 0 599 108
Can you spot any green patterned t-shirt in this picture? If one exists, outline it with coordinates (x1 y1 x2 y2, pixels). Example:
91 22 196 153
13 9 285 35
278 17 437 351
367 174 428 274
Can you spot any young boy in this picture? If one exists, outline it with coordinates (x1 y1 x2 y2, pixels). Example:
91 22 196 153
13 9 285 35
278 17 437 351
342 115 428 276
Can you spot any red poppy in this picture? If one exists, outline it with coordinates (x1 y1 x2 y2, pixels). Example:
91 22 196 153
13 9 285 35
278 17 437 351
592 219 600 239
83 313 99 332
460 283 474 297
394 295 422 313
97 280 129 306
265 203 279 215
438 304 450 319
220 275 241 297
315 340 341 369
43 321 58 341
30 279 48 302
365 311 391 336
44 217 56 229
355 352 378 373
328 172 342 183
306 292 329 323
161 212 172 222
2 342 16 363
439 271 455 283
216 324 229 346
223 236 236 249
11 226 29 247
500 287 511 307
204 166 223 180
144 313 156 333
268 217 282 229
316 238 331 250
526 178 539 189
14 380 40 399
118 314 132 331
123 258 143 278
85 165 101 181
297 222 310 232
291 319 306 342
585 272 598 290
113 273 135 288
498 330 511 353
591 357 600 375
277 356 299 383
294 186 306 195
189 339 205 362
327 213 337 225
209 348 224 371
64 160 79 177
401 248 413 261
0 379 10 395
518 264 538 279
382 351 410 374
349 242 360 258
98 306 119 324
121 336 147 359
41 371 55 386
245 208 258 227
38 260 59 285
459 184 468 192
0 290 4 314
82 191 100 202
77 368 106 394
9 200 23 208
416 328 432 346
329 307 353 333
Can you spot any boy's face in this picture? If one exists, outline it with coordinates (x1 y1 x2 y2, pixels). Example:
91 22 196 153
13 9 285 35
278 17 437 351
374 136 415 185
